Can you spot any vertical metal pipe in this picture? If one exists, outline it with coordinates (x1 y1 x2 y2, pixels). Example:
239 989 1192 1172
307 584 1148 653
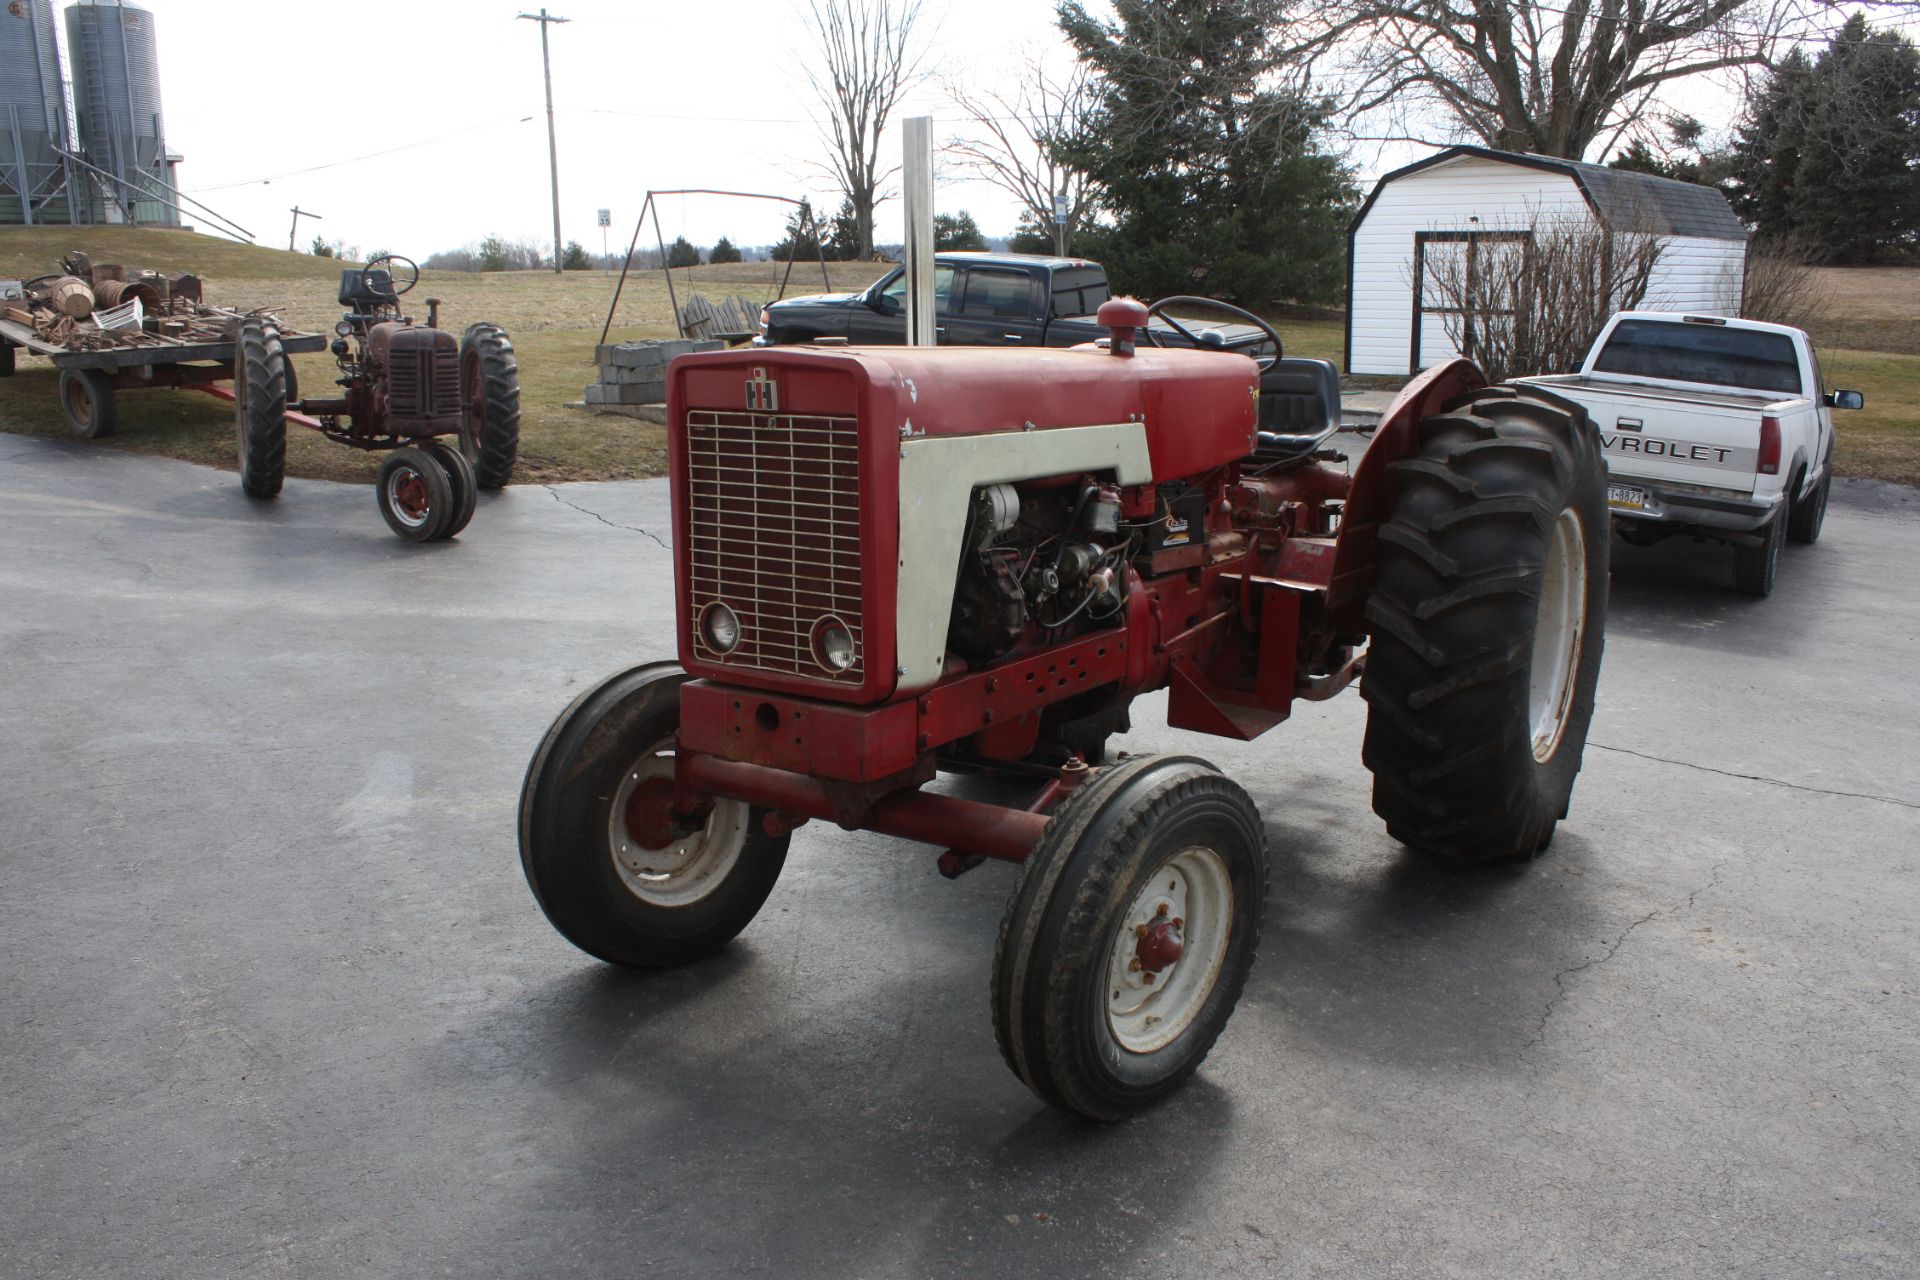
9 106 31 226
901 116 935 347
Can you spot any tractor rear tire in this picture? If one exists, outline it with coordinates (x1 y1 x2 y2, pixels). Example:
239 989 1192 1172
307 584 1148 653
59 368 116 439
1360 386 1609 865
234 319 288 499
421 440 478 539
519 662 790 967
375 446 455 542
0 342 15 377
991 754 1267 1120
459 323 520 489
1732 506 1785 597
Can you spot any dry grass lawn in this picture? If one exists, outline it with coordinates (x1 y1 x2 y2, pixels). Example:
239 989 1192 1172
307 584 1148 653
2 229 1914 487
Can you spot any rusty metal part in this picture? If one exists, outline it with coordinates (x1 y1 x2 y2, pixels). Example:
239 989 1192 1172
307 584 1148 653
92 279 163 312
681 752 1049 864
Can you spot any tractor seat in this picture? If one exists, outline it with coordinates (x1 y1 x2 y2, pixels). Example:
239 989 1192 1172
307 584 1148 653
1254 357 1341 463
337 268 397 309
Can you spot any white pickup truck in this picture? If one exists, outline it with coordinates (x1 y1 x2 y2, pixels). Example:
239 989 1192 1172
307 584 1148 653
1518 312 1863 596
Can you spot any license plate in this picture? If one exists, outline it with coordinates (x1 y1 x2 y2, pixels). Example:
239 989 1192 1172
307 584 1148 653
1608 484 1648 511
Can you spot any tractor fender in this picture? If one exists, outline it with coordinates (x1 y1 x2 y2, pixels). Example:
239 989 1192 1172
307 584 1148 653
1324 359 1489 625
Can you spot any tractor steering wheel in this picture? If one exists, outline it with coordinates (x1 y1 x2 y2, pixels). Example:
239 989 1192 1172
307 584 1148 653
362 254 420 298
1144 295 1283 371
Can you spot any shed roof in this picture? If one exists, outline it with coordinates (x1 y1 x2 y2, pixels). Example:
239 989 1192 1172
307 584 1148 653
1356 145 1748 242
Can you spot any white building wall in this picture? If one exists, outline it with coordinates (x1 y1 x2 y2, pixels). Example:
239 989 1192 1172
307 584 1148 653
1640 235 1745 315
1349 157 1591 376
1348 155 1748 375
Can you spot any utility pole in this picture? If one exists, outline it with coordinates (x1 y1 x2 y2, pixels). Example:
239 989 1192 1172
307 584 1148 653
518 8 570 274
289 206 322 253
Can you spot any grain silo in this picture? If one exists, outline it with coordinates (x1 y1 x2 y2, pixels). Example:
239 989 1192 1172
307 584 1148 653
64 0 178 225
0 0 79 224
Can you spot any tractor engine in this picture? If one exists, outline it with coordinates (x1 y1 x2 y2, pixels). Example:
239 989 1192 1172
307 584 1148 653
363 322 462 438
664 340 1262 774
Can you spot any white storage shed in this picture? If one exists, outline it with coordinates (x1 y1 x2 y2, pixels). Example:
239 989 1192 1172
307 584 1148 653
1345 145 1748 376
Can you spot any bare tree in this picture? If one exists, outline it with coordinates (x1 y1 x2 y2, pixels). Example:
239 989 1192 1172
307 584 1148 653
1418 212 1663 381
1740 235 1824 330
944 58 1099 253
1285 1 1920 160
803 0 931 261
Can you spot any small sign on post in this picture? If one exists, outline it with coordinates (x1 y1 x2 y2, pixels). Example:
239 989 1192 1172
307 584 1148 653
1052 193 1068 225
597 209 611 228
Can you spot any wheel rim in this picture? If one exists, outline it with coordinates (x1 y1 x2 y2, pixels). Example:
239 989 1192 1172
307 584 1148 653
67 377 92 425
606 736 750 908
1530 507 1588 763
385 465 432 528
1106 846 1234 1054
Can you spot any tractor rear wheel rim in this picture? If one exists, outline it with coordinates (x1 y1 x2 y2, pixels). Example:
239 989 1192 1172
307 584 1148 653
1529 508 1587 763
607 735 749 908
386 467 431 527
1106 845 1233 1054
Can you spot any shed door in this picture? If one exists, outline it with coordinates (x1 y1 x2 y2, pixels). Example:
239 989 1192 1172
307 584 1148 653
1411 231 1531 373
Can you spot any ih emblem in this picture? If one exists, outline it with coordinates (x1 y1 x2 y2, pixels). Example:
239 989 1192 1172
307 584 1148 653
746 367 780 412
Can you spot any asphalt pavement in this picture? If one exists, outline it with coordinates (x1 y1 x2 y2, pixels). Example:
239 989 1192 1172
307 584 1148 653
3 437 1916 1279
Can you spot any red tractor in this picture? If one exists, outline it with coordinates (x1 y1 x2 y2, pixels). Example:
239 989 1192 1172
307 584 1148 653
519 298 1608 1120
232 254 522 541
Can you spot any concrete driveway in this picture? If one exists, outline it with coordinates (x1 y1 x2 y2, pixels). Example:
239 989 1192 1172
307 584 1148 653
3 438 1916 1278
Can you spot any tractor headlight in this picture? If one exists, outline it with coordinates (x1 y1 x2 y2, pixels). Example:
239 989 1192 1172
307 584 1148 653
812 617 855 672
334 319 354 337
701 602 742 654
758 307 770 330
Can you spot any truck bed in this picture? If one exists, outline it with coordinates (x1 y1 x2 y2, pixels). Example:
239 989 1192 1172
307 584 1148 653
1524 373 1799 413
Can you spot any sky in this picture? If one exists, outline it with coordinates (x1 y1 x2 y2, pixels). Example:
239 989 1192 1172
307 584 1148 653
84 0 1897 262
138 0 1072 260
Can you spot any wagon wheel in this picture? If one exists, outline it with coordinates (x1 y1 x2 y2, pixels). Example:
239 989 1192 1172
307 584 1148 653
374 445 456 542
58 368 117 439
519 662 791 967
234 319 288 499
458 323 521 488
992 754 1267 1120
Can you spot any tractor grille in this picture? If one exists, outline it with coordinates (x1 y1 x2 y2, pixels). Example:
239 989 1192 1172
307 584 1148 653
387 348 461 418
684 409 864 683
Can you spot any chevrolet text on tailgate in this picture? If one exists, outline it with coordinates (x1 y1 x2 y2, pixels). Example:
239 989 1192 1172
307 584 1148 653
1519 312 1864 596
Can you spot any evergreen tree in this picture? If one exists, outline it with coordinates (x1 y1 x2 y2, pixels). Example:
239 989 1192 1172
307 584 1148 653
934 210 990 251
560 240 593 271
1055 0 1355 304
709 236 744 264
478 235 511 272
770 205 824 262
1008 213 1059 255
667 236 702 268
1732 18 1920 260
826 200 863 261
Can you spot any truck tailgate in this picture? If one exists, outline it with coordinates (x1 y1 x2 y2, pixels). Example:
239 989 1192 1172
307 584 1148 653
1522 375 1792 492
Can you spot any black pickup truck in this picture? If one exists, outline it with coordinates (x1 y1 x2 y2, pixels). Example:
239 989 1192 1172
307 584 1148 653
756 251 1343 465
758 251 1233 351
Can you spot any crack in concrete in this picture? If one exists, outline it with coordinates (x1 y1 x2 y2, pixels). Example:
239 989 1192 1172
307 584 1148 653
542 485 670 550
1526 861 1727 1052
1591 742 1919 811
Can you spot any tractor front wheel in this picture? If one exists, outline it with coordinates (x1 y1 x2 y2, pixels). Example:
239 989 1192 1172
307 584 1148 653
1360 386 1609 865
992 754 1267 1120
235 319 288 499
459 323 520 489
519 663 790 967
420 440 478 539
375 446 456 542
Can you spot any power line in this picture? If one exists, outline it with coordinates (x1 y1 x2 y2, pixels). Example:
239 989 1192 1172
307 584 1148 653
183 114 536 194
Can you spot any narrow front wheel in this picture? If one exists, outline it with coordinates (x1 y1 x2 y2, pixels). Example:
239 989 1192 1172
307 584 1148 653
992 755 1267 1120
375 446 455 542
519 663 789 967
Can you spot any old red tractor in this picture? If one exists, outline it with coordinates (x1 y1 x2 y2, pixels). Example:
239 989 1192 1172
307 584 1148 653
519 298 1609 1119
231 254 522 541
